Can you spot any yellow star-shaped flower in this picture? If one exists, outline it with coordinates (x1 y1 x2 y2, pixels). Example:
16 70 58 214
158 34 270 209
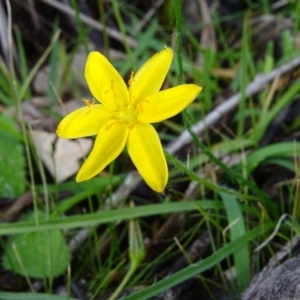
56 48 202 192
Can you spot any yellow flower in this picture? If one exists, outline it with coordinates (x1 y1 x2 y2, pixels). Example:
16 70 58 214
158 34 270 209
56 48 202 192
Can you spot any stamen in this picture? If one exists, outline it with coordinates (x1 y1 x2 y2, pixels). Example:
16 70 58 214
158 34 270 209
128 71 135 86
128 121 139 130
105 80 118 98
105 120 119 131
136 99 149 113
83 98 95 114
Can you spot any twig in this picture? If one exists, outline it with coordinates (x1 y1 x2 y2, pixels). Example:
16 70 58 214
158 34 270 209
39 0 138 48
242 235 300 299
132 0 164 34
0 1 9 64
4 0 14 75
27 0 40 29
68 171 141 252
68 54 300 252
1 191 33 222
197 0 217 64
167 55 300 154
254 214 289 252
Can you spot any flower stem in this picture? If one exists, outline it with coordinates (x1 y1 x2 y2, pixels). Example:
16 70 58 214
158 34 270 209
108 263 137 300
109 202 145 300
111 0 133 63
174 0 184 84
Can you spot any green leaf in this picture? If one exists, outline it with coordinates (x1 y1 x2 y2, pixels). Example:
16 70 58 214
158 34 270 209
0 200 224 236
244 142 300 173
0 114 23 141
0 292 79 300
3 211 71 279
220 192 250 290
122 224 274 300
251 76 300 142
0 114 25 198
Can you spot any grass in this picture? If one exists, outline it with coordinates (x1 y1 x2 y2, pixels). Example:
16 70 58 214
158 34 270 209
1 0 300 299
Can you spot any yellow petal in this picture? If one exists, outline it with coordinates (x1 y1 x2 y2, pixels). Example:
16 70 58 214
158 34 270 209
76 122 128 181
85 52 129 110
56 105 112 138
129 48 173 101
139 84 202 123
127 123 167 192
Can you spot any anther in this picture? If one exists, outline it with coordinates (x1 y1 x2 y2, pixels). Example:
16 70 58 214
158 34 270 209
105 80 118 98
128 121 139 129
128 71 135 86
105 120 119 131
136 99 149 113
83 98 95 114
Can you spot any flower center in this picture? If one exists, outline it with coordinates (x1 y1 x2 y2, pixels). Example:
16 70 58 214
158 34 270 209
113 103 139 127
106 71 146 128
83 72 147 130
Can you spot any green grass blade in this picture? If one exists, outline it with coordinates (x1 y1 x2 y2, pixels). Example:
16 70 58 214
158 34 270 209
174 0 184 84
123 224 274 300
14 27 31 100
220 192 250 290
244 142 300 173
251 76 300 142
165 152 276 217
18 30 60 102
0 292 79 300
0 201 223 235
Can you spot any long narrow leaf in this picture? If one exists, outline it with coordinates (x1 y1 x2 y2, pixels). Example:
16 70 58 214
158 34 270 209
220 192 250 290
0 200 223 235
0 292 78 300
123 224 274 300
